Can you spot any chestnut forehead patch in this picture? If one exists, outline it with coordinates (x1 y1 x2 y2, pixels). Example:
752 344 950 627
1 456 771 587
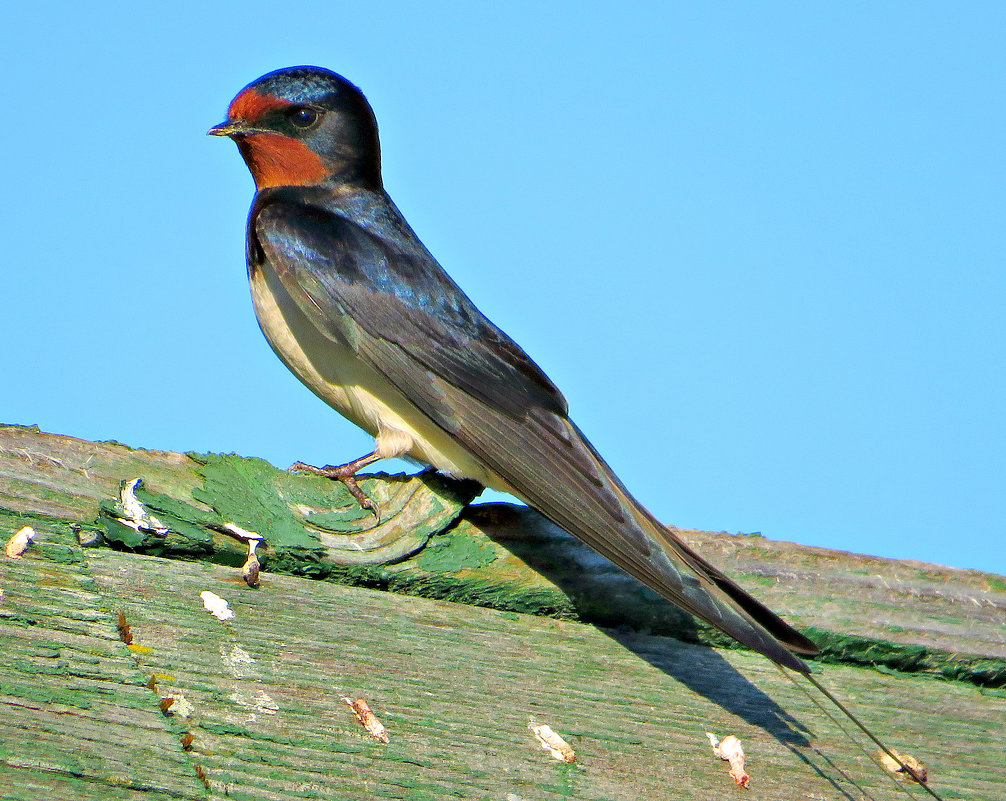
228 88 292 122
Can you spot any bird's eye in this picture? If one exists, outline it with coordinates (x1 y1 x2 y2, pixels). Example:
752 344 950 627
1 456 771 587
287 106 319 129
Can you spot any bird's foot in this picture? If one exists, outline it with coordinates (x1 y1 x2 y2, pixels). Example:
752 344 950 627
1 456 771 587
290 460 382 522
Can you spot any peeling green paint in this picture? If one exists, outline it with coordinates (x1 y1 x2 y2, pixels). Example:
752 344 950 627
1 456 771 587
805 627 1006 687
4 520 1005 801
198 722 294 745
4 424 1006 698
35 543 83 564
986 576 1006 593
191 453 324 550
0 680 93 709
96 456 478 570
414 530 499 572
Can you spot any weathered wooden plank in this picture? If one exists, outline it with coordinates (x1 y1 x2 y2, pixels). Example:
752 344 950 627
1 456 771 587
449 506 1006 689
3 520 1004 800
0 424 479 571
2 423 1004 688
0 522 209 800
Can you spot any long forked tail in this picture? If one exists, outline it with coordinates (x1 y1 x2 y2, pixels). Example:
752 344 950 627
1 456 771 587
778 667 946 801
472 411 946 797
651 519 821 657
656 512 945 799
516 423 825 671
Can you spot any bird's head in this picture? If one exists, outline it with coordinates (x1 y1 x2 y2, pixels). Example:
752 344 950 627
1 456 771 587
209 66 381 191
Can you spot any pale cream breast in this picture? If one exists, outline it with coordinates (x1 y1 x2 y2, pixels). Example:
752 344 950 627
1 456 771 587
248 261 504 489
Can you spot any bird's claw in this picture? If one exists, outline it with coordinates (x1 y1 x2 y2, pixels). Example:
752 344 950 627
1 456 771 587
289 461 381 522
340 475 382 523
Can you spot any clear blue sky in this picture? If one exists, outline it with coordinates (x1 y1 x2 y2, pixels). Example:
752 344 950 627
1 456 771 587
3 4 1003 575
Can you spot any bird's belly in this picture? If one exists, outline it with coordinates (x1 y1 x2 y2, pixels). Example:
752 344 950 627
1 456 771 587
248 262 501 488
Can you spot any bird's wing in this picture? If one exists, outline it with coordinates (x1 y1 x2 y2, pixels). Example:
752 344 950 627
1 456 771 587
253 193 818 671
250 192 568 423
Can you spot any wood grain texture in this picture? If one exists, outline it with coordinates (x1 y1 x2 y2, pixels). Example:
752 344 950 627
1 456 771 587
2 423 1005 798
3 423 1003 687
2 521 1004 800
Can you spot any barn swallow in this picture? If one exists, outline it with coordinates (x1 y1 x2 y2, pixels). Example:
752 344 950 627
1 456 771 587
209 66 819 673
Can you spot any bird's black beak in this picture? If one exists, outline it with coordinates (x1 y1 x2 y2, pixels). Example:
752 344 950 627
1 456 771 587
207 120 249 137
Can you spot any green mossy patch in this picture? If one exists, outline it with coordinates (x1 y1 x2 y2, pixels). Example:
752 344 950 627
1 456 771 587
96 456 478 571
